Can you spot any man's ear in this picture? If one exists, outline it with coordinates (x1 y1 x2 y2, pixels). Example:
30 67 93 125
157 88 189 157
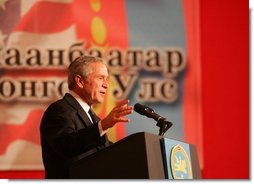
75 75 84 88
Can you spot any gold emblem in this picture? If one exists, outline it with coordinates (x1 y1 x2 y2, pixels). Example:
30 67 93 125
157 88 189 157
170 144 193 179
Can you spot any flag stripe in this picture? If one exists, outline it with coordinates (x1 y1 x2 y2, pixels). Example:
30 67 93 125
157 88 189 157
182 0 203 168
15 1 73 33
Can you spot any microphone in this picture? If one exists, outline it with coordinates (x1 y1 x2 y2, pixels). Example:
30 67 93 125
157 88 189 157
134 103 167 124
134 103 173 136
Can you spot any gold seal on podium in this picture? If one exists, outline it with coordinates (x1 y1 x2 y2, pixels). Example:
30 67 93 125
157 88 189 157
170 144 193 179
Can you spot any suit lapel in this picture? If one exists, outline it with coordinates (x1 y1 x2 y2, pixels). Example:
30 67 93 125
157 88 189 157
63 93 93 127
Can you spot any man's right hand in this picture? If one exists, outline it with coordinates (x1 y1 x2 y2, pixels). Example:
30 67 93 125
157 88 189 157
100 99 133 130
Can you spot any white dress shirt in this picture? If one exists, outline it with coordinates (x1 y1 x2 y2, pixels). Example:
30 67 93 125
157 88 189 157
69 90 108 136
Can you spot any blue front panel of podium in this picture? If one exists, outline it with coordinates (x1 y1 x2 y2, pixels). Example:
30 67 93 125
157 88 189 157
161 138 193 179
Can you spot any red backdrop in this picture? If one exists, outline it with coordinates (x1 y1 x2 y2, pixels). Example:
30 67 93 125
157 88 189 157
200 0 249 178
0 0 249 179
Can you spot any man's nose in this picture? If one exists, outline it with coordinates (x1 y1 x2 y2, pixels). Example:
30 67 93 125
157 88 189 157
102 79 109 88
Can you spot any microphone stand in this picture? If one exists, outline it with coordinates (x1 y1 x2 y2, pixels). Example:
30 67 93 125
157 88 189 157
156 118 173 136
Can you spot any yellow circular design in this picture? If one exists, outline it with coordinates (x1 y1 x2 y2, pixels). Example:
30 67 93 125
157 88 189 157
90 0 101 12
91 16 107 45
170 144 193 179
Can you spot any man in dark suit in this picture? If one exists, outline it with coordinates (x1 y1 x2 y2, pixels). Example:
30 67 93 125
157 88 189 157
40 55 133 179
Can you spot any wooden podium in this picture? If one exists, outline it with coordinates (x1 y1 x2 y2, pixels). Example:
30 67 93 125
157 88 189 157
69 132 201 179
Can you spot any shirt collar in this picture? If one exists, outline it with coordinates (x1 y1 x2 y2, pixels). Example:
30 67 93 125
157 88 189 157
69 90 90 114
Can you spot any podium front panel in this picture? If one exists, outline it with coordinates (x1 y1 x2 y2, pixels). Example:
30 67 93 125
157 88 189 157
161 137 201 179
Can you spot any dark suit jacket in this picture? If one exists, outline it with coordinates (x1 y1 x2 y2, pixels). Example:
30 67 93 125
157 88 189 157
40 93 111 179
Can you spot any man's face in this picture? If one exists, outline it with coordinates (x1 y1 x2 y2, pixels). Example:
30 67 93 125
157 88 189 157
81 62 109 105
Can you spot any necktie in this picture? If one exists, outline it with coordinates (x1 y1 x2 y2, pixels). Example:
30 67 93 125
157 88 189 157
88 108 99 124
